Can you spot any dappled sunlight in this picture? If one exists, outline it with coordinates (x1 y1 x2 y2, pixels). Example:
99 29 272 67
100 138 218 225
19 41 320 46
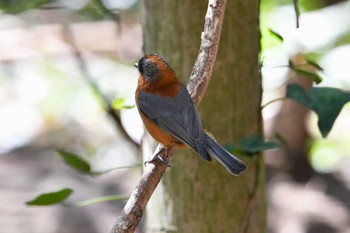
262 1 350 233
1 0 350 232
0 2 143 232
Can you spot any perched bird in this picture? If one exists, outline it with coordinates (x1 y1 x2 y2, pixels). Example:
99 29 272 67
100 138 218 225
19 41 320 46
134 54 246 175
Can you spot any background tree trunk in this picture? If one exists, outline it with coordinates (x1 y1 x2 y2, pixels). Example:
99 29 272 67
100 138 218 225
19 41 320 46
142 1 265 232
265 54 314 182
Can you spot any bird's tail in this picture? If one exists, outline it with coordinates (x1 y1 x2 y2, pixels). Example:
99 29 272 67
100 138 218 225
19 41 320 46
205 134 247 175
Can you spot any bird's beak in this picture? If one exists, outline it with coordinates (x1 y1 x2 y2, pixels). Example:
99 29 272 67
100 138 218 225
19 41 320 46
134 63 138 69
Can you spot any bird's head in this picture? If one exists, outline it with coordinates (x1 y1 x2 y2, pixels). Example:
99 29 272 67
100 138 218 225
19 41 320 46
135 54 175 84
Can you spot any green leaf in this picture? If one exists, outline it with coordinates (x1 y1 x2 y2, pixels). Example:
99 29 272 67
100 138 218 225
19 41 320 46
286 83 315 110
288 59 323 84
124 105 135 109
112 97 134 110
268 29 283 42
72 195 129 207
293 69 322 84
26 188 73 206
238 135 279 156
226 135 279 156
286 84 350 137
223 144 239 154
112 97 125 110
310 87 350 137
305 59 324 71
0 0 48 13
55 150 91 174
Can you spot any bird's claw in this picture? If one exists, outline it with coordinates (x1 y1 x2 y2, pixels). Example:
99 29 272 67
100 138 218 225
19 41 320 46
156 155 171 167
144 149 171 167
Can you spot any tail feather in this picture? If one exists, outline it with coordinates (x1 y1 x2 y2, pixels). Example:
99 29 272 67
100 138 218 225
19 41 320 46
205 134 247 175
195 141 212 161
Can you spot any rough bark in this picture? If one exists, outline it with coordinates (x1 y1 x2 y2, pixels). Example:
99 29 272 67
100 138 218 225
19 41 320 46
111 1 230 232
143 1 265 233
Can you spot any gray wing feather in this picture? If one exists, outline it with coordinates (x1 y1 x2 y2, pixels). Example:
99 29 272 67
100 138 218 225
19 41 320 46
138 85 203 149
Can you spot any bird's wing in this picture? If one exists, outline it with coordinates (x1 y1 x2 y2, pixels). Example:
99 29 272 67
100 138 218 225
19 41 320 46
138 84 203 148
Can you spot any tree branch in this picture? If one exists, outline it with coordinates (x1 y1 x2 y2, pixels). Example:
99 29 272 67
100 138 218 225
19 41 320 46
187 0 227 105
110 0 227 232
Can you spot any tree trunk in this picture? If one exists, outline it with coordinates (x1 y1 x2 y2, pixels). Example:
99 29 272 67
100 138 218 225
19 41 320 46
142 1 265 232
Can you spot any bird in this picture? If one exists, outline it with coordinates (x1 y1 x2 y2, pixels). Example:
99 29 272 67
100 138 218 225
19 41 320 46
134 53 247 175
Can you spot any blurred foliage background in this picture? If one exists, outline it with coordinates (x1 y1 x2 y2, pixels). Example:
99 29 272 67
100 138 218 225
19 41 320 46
0 0 349 233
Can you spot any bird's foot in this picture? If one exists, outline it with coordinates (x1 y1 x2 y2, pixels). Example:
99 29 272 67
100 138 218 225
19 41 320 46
144 147 171 167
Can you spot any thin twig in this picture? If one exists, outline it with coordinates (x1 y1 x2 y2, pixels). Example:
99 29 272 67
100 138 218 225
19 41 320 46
62 25 139 148
110 0 227 232
260 97 287 110
293 0 300 28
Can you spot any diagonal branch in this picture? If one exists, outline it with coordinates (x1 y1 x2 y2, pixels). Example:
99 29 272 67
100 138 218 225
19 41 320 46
187 0 226 105
110 0 227 232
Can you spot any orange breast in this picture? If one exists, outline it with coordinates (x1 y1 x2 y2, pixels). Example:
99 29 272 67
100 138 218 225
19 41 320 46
135 88 186 149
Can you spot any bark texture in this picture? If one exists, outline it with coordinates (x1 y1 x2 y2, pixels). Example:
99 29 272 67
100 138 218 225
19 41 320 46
143 1 265 233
